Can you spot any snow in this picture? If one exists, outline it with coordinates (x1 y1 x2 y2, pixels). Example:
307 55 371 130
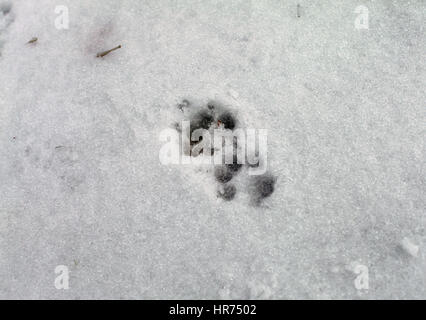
401 237 420 258
0 0 425 299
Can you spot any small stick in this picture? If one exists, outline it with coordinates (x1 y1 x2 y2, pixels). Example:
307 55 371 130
297 4 301 18
27 37 38 44
96 45 122 58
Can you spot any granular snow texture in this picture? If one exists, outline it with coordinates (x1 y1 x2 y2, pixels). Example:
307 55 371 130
0 0 425 299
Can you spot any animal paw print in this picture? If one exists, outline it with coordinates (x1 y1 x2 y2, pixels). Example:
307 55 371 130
174 98 276 205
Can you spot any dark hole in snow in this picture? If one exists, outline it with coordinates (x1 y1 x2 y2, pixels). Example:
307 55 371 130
252 174 276 201
190 109 214 135
226 153 243 173
218 184 236 201
214 166 234 184
217 111 236 130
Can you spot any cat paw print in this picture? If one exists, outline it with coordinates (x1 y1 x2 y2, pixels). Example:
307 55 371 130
173 98 276 205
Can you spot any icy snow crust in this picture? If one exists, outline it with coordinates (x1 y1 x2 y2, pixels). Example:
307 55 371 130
0 0 425 299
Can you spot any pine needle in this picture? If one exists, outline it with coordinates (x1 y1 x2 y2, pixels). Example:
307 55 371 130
27 37 38 44
96 45 122 58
